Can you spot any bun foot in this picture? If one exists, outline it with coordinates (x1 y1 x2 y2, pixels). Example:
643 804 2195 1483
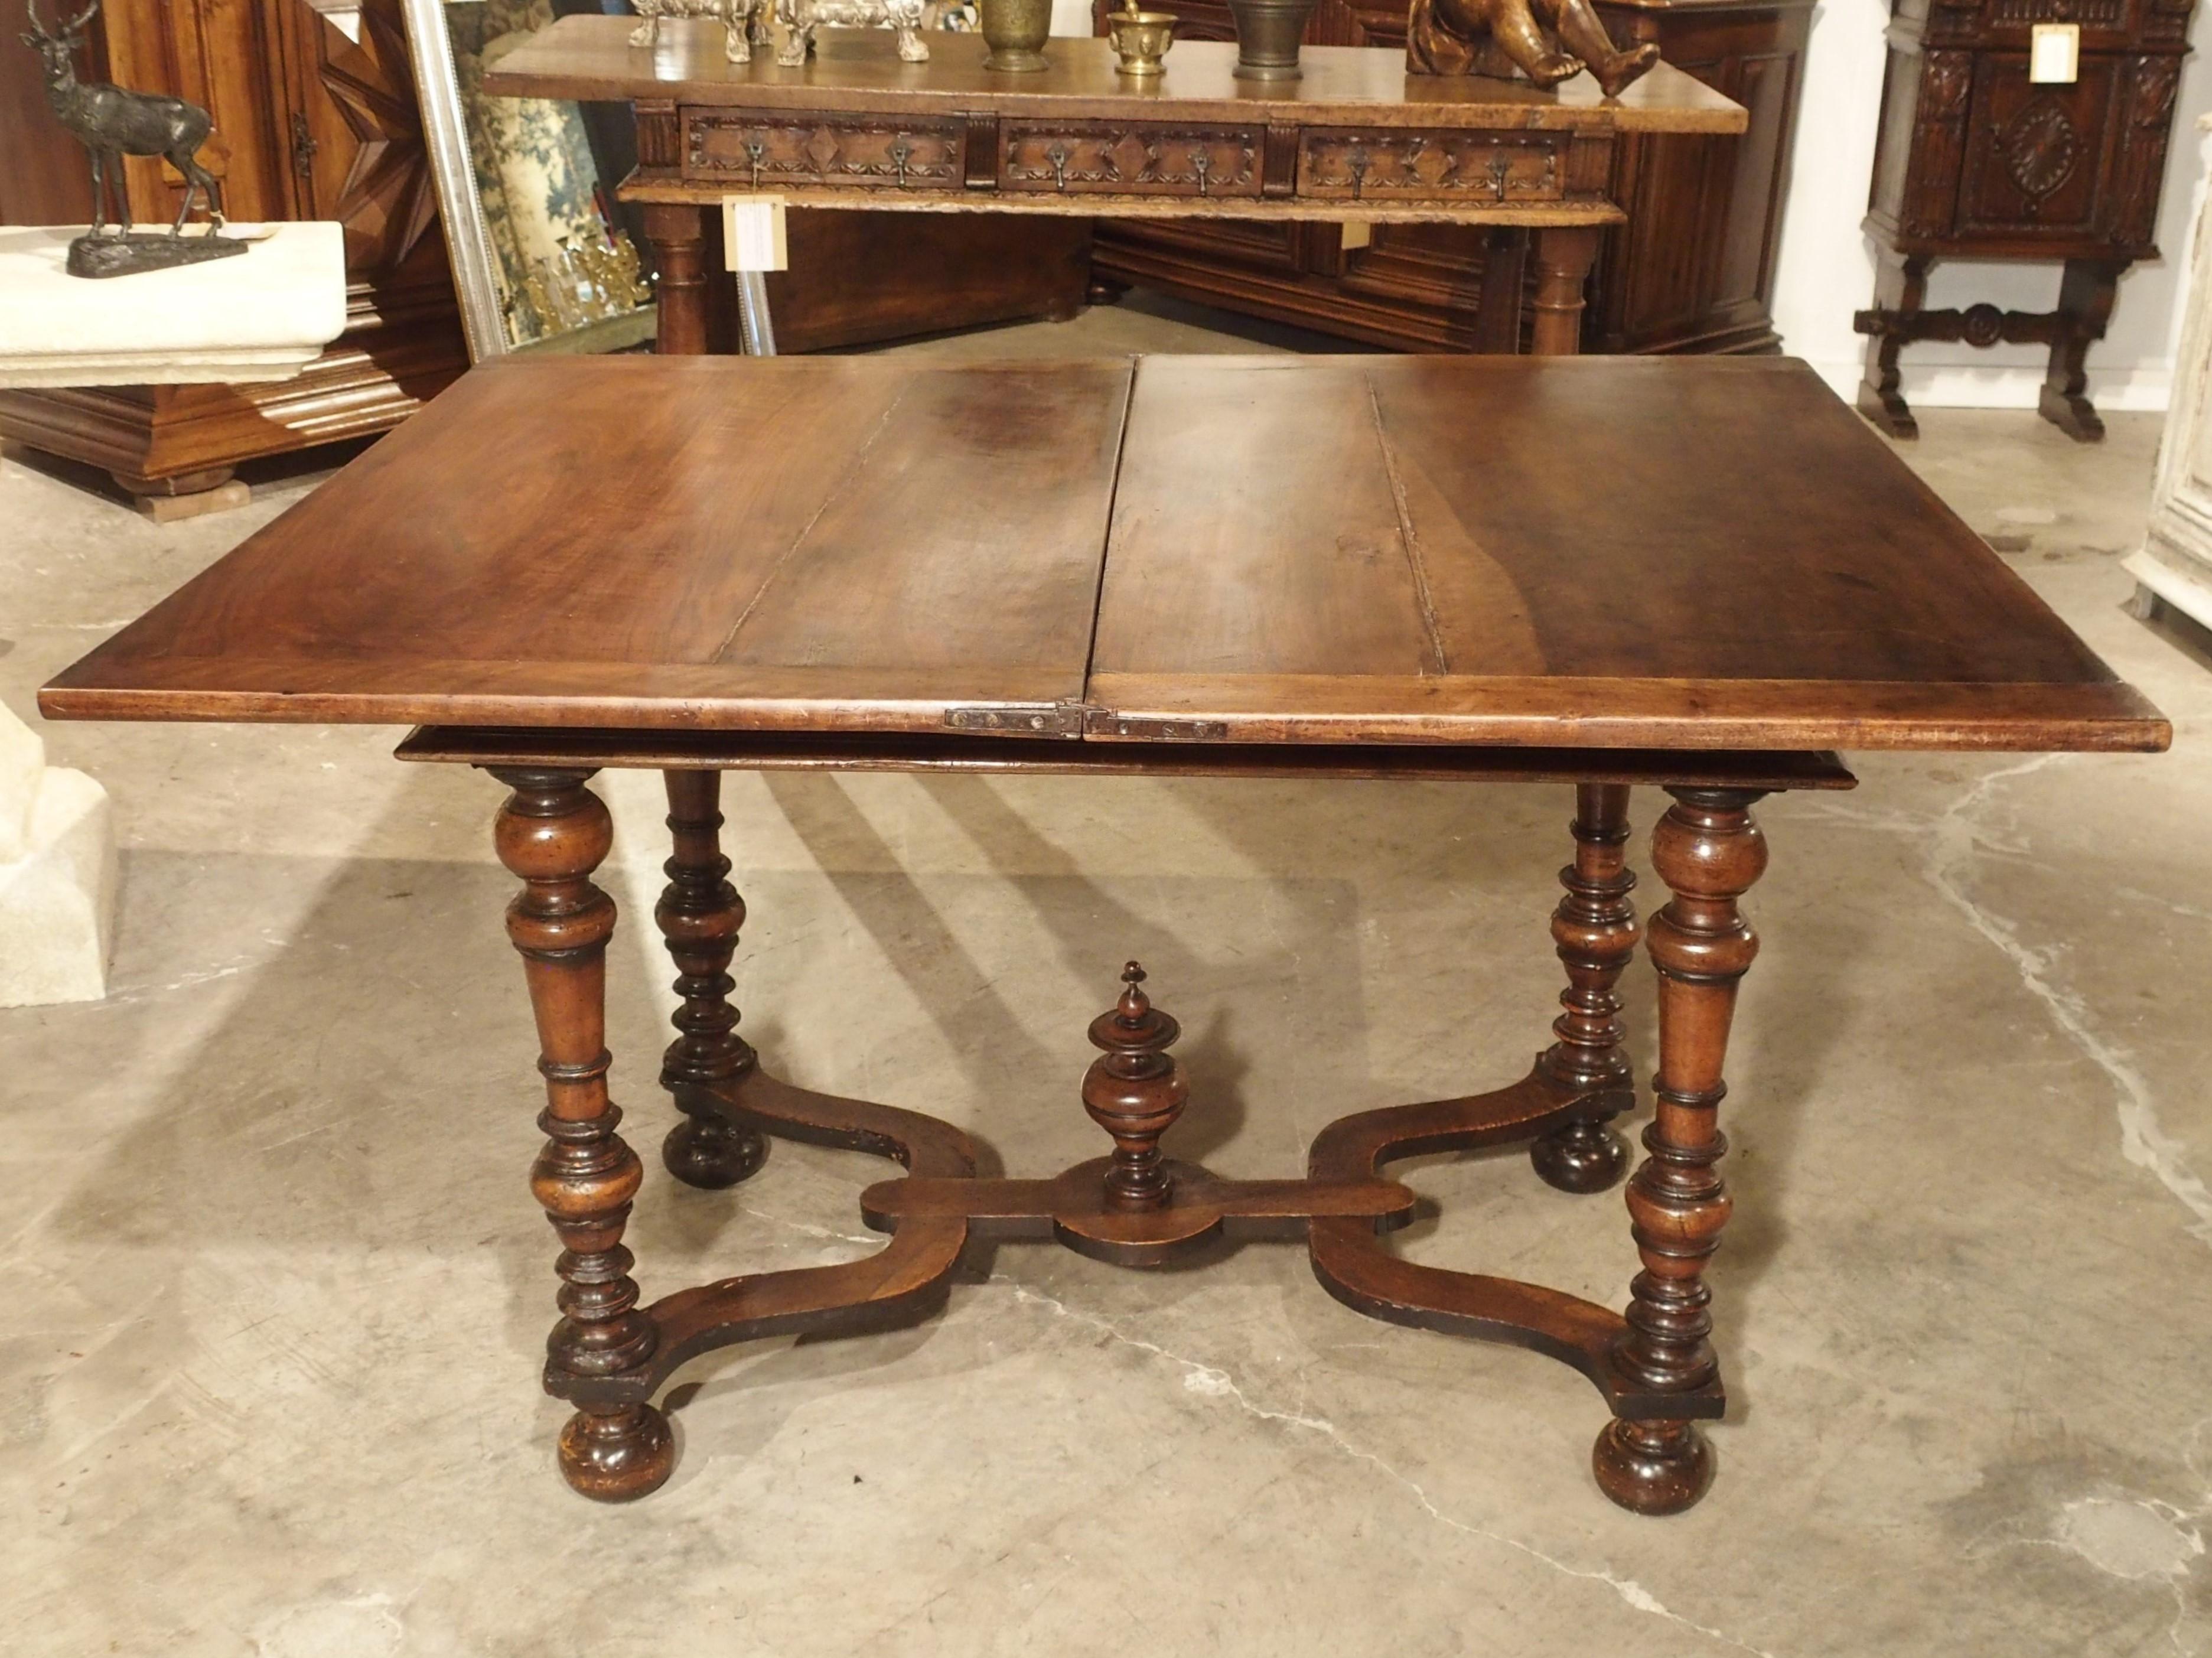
1530 1119 1629 1193
663 1115 766 1188
1592 1418 1713 1516
559 1402 676 1501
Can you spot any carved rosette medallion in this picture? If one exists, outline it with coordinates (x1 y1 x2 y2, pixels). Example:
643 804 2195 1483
2001 99 2081 201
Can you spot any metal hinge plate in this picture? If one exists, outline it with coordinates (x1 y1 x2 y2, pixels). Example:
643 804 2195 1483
940 703 1232 742
943 701 1089 738
1084 711 1230 741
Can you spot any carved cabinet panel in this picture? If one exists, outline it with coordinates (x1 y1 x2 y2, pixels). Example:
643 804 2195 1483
1296 131 1566 201
1865 0 2193 258
1956 54 2117 235
685 113 966 189
1000 125 1263 197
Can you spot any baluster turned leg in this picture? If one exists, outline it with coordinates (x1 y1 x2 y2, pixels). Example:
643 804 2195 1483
492 767 673 1503
1531 783 1638 1193
641 202 712 357
1529 226 1599 357
657 770 767 1187
1594 787 1766 1516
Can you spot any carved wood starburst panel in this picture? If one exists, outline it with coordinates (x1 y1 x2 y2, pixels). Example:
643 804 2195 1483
1999 97 2083 200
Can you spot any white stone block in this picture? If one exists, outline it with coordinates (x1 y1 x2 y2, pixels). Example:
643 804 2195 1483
0 763 116 1007
0 708 41 861
0 699 115 1006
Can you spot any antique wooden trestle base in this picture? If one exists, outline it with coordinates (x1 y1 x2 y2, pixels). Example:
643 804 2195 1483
42 353 2168 1515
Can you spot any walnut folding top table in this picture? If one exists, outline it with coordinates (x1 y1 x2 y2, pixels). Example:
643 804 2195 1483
480 25 1747 356
43 353 2167 1514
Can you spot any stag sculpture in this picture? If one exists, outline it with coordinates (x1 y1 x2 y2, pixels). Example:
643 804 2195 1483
21 0 241 273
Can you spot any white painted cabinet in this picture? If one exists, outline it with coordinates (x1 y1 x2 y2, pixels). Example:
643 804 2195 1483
2129 120 2212 628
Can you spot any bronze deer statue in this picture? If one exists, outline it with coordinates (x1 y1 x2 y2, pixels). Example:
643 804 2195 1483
20 0 227 236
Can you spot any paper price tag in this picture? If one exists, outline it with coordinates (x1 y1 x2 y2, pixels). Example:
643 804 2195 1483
722 196 789 272
2030 22 2080 84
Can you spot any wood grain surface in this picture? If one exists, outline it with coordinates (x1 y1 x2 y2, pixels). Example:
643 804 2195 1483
40 353 2168 753
482 22 1747 134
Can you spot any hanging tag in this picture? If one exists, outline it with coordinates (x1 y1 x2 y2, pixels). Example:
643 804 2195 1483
722 196 789 272
2029 22 2080 84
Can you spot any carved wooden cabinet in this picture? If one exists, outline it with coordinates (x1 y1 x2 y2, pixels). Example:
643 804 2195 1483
1087 0 1812 353
1855 0 2196 439
0 0 471 506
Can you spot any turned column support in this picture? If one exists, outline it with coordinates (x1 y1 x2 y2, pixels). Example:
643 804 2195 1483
492 766 673 1502
1532 783 1638 1193
656 770 767 1188
1594 786 1766 1516
641 202 712 357
1530 226 1600 356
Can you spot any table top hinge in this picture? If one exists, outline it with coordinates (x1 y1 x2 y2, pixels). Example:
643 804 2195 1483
1083 709 1231 741
942 700 1090 738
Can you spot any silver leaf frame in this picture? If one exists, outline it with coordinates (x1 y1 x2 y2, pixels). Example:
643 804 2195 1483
400 0 509 360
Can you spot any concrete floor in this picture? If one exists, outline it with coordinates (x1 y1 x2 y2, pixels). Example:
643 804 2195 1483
6 296 2212 1657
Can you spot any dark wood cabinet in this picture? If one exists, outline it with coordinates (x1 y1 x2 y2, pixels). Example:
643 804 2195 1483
1855 0 2194 438
1089 0 1811 353
0 0 471 503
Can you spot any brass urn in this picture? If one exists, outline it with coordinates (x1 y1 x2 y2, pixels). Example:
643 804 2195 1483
980 0 1051 71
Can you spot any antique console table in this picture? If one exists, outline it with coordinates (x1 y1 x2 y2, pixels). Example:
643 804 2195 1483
480 21 1747 356
41 353 2165 1516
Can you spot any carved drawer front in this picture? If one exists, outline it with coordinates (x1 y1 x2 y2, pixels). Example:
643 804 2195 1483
684 112 965 190
1297 131 1564 203
999 123 1263 197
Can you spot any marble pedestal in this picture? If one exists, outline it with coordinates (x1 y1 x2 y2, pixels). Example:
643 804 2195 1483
0 222 347 518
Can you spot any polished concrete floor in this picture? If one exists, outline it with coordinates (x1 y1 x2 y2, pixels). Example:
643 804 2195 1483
5 298 2212 1657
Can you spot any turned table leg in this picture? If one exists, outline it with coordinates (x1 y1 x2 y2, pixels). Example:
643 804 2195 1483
1532 783 1638 1193
1594 787 1766 1515
492 766 673 1502
1529 226 1599 357
641 202 712 357
657 770 767 1187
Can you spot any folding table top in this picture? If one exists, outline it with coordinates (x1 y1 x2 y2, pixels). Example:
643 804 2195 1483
40 353 2168 754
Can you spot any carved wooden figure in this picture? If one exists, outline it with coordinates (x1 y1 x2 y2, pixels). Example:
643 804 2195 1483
1405 0 1660 97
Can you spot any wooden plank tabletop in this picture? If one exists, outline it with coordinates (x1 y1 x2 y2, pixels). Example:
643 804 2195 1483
481 21 1748 135
40 353 2167 754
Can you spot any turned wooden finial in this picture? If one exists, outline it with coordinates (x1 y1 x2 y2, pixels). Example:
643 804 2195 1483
1081 961 1188 1211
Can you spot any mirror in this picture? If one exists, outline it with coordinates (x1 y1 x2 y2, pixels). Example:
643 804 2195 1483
401 0 655 359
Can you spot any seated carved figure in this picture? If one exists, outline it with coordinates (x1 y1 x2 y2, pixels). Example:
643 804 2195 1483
1406 0 1660 97
775 0 937 64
